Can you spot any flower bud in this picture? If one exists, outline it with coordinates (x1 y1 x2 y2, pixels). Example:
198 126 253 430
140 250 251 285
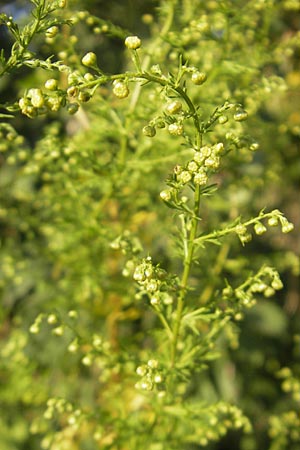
191 71 207 85
82 52 97 67
168 123 184 135
28 88 44 108
45 79 58 91
194 171 208 185
112 80 129 99
160 189 172 201
268 217 279 227
125 36 141 50
234 108 248 121
254 222 267 235
218 115 228 124
281 222 294 233
143 125 156 137
67 103 79 115
46 26 59 38
147 359 158 369
165 100 182 115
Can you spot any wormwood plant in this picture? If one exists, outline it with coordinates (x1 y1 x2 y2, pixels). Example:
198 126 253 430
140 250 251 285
0 1 299 450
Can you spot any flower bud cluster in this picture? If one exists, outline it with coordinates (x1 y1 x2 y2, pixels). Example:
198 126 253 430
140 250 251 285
44 397 83 430
172 142 224 189
19 87 69 118
235 210 294 246
277 367 300 402
133 257 162 294
0 124 24 154
269 411 300 444
30 309 78 336
135 359 165 393
223 266 284 310
195 402 252 446
110 231 142 256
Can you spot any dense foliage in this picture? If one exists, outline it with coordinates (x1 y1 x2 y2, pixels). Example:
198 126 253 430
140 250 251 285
0 1 299 449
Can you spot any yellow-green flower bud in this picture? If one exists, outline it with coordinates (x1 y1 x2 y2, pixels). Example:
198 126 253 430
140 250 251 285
82 52 97 67
254 222 267 235
191 71 207 85
45 79 58 91
143 125 156 137
218 115 228 124
168 123 184 135
194 171 208 185
234 108 248 121
125 35 141 50
160 189 172 201
46 26 59 38
112 80 129 99
67 103 79 115
165 100 182 115
28 89 44 108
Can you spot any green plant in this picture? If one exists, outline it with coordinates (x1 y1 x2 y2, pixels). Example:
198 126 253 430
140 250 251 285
0 1 299 450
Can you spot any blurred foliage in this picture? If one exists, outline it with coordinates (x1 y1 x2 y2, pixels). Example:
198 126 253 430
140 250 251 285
0 1 299 449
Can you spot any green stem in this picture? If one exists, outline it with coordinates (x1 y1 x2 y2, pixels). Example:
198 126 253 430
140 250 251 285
152 305 173 341
171 183 201 367
199 242 230 304
194 210 278 246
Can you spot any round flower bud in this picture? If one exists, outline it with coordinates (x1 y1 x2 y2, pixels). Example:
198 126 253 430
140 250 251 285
264 287 275 298
140 379 153 391
45 78 58 91
191 71 207 85
194 171 208 185
218 115 228 124
78 91 91 102
187 161 198 172
154 374 163 383
147 359 158 369
165 100 182 115
146 279 158 292
282 222 294 233
143 125 156 137
45 26 59 38
47 314 58 324
125 36 141 50
150 296 160 306
84 72 95 82
68 339 79 353
82 52 97 67
268 217 279 227
234 109 248 121
250 142 259 151
112 80 129 99
29 324 39 334
67 86 79 97
271 278 283 290
168 123 184 135
82 354 93 366
178 170 192 184
67 103 79 115
52 326 64 336
160 189 172 201
28 88 44 108
235 224 247 235
136 365 148 376
254 222 267 235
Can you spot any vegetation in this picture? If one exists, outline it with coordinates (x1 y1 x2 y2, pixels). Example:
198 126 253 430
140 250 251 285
0 1 299 449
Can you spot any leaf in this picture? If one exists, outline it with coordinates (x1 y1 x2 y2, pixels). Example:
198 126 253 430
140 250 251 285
0 113 14 119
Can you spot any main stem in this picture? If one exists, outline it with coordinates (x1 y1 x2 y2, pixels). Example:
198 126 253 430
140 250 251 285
171 182 201 367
